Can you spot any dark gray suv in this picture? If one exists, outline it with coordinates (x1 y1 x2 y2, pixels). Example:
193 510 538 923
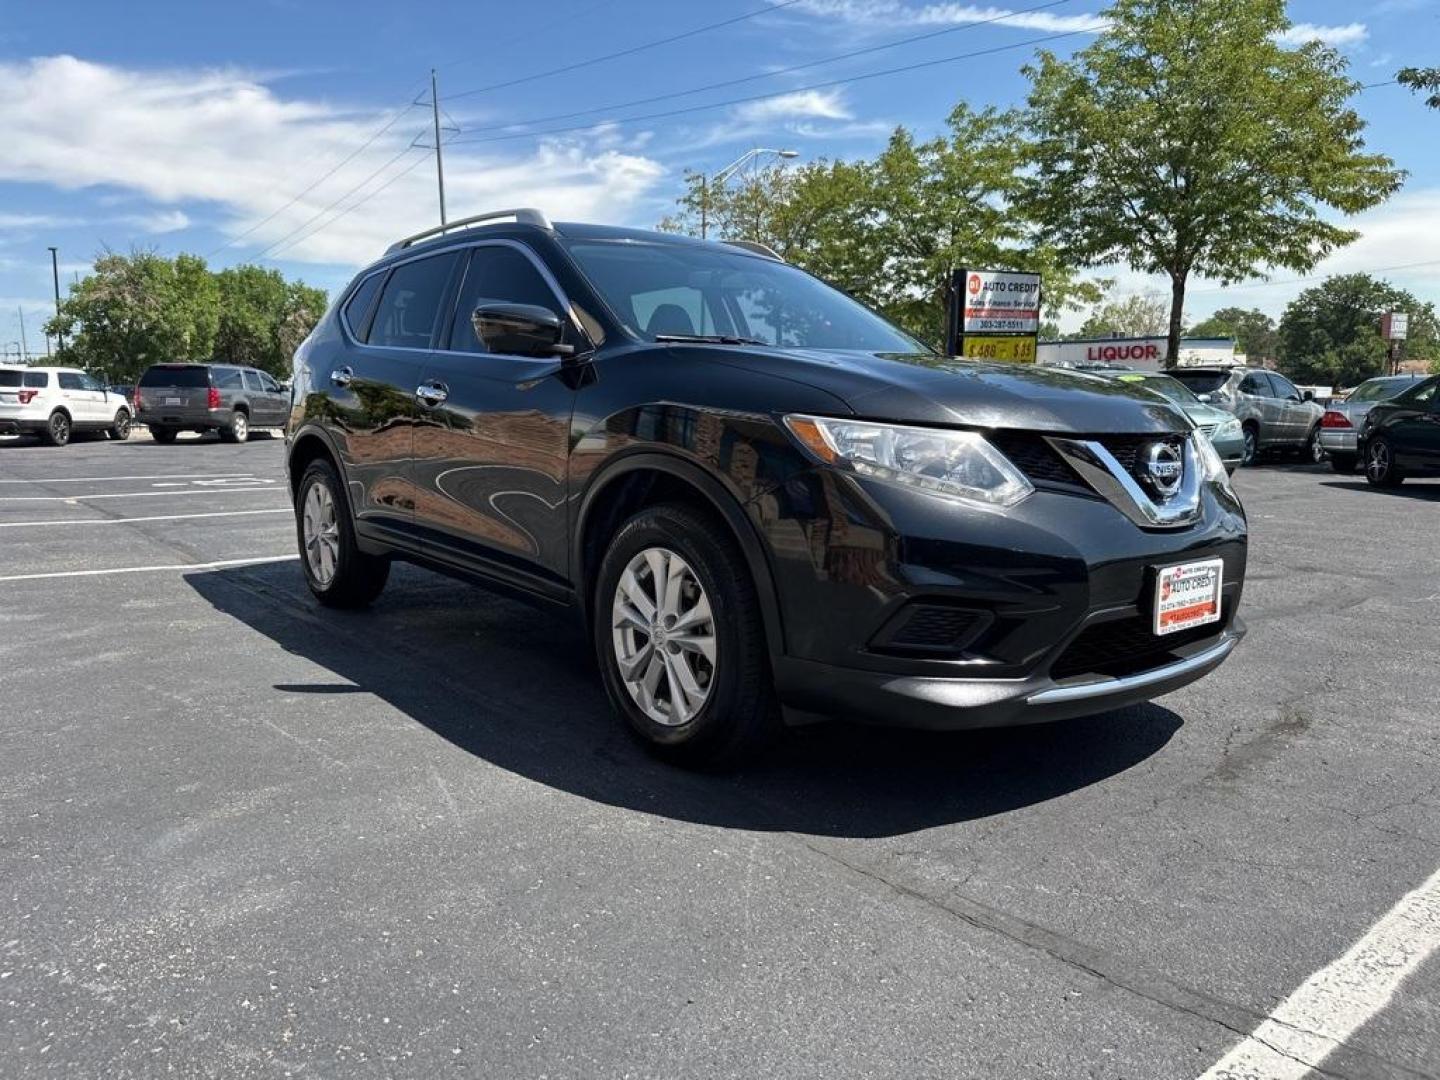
1170 367 1324 465
134 363 289 443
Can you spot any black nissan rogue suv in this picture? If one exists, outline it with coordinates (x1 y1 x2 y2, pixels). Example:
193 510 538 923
285 209 1247 765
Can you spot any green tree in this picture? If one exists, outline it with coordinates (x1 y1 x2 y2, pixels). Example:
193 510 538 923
45 249 219 383
1188 306 1278 362
215 264 327 377
1078 292 1170 337
1021 0 1402 367
1398 66 1440 110
1276 274 1439 386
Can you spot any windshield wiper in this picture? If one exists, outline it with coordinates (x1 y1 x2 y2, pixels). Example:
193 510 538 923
653 333 769 346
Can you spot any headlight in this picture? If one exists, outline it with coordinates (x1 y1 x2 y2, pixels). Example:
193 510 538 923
1195 428 1231 485
783 414 1034 508
1212 417 1242 439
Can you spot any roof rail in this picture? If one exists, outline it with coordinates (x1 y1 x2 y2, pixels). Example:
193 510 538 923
723 239 784 261
385 208 552 254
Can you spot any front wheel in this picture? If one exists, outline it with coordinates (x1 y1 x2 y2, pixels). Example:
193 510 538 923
1364 437 1405 488
296 458 389 607
594 503 778 768
1329 452 1357 474
41 410 71 447
109 410 132 441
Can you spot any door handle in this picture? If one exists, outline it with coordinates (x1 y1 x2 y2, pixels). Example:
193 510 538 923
330 367 354 388
415 381 448 407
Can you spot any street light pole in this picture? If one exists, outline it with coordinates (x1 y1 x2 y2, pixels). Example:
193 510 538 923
702 147 797 241
47 247 64 354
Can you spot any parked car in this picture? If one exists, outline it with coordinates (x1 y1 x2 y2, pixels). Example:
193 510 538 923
0 365 133 445
1357 375 1440 487
134 363 289 443
1104 371 1245 472
285 209 1247 766
1318 374 1431 473
1168 367 1324 465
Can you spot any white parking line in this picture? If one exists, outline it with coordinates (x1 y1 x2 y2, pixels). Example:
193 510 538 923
0 509 292 529
0 554 299 583
0 472 259 484
0 486 279 502
1198 865 1440 1079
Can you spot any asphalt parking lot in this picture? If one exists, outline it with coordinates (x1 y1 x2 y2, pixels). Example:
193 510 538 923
1 431 1437 1079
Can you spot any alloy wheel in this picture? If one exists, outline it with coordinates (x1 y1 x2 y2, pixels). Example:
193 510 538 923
233 412 248 441
302 482 341 587
610 546 717 726
1367 441 1390 482
1242 427 1257 465
113 413 131 439
50 413 70 444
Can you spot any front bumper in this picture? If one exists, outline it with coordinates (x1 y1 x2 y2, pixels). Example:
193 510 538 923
1209 430 1245 468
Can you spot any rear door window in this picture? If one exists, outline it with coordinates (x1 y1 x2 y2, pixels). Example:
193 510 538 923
1239 372 1271 397
214 367 244 390
140 367 209 388
369 254 459 350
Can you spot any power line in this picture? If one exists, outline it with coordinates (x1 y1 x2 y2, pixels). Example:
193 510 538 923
264 151 437 261
448 26 1107 146
252 135 429 261
454 0 1076 140
1189 258 1440 295
206 93 426 259
445 0 806 102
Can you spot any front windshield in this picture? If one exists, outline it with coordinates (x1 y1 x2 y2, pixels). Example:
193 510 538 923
1117 373 1201 406
565 240 926 353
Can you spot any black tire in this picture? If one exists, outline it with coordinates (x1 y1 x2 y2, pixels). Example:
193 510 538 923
108 409 132 441
1240 423 1259 466
218 409 249 443
296 458 389 608
1329 452 1357 474
593 502 778 768
150 425 178 444
41 410 71 447
1304 426 1324 464
1364 437 1405 488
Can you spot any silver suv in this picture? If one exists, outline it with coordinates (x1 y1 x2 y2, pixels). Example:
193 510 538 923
1170 367 1324 465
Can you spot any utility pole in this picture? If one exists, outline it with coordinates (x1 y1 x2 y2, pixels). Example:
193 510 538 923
18 306 29 363
699 174 709 240
431 69 447 227
47 247 64 354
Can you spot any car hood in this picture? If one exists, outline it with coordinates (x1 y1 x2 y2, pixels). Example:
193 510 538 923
1180 402 1237 428
693 347 1188 434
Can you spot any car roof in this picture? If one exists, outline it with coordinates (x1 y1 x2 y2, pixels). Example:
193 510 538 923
0 365 81 373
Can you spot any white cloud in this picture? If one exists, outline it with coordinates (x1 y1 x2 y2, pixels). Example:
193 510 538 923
0 212 82 229
733 89 853 124
0 55 667 268
119 210 191 234
1279 22 1369 47
797 0 1109 34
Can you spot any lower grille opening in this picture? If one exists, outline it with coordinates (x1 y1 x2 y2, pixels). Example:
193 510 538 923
1049 604 1230 681
871 603 991 657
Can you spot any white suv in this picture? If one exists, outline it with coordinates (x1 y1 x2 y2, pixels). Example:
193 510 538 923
0 366 133 446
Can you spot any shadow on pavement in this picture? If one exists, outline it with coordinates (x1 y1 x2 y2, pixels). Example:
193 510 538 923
187 561 1182 839
1319 479 1440 501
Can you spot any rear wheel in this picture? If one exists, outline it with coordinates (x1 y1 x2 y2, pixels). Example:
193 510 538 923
593 503 778 768
108 409 132 441
150 425 178 444
296 458 389 608
41 410 71 447
218 409 249 443
1365 437 1405 488
1240 423 1259 466
1329 452 1358 474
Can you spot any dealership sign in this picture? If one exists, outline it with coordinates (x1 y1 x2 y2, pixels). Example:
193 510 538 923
1381 312 1409 340
960 270 1042 334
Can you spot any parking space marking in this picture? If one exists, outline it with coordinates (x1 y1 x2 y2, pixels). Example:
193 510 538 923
0 509 292 529
0 472 259 485
1198 865 1440 1079
0 486 280 502
0 554 298 583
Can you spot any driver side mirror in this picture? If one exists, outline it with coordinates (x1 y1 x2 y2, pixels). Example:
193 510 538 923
471 302 575 359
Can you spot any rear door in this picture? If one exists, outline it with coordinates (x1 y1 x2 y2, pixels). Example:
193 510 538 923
330 250 462 539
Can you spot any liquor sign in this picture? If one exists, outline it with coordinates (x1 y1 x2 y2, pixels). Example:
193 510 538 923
1381 312 1409 340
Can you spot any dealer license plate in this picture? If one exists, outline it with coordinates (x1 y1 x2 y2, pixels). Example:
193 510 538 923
1154 559 1223 636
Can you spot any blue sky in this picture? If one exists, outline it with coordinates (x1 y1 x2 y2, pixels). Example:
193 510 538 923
1 0 1437 354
